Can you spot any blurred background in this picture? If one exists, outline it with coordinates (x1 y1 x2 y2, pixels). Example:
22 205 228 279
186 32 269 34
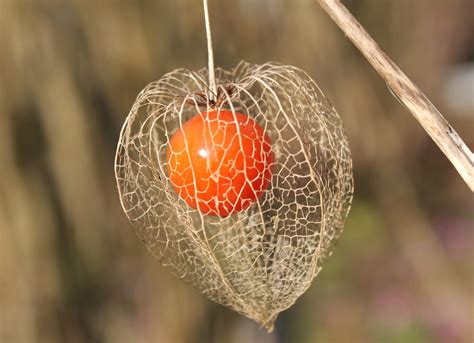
0 0 473 342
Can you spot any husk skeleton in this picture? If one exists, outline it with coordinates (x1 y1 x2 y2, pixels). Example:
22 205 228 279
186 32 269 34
115 62 353 330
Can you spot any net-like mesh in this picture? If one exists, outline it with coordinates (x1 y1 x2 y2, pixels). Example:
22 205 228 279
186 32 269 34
115 62 353 331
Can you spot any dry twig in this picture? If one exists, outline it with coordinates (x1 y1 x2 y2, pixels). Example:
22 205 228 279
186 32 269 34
317 0 474 191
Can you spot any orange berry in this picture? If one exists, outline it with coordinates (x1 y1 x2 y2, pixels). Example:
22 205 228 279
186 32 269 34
166 110 273 217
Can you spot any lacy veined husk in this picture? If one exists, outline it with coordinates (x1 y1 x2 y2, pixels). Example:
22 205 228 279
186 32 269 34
115 62 353 332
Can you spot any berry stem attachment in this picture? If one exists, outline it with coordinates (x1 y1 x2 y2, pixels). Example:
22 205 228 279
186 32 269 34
316 0 474 191
203 0 217 101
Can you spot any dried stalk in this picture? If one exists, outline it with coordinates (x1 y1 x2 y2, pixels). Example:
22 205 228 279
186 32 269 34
316 0 474 191
203 0 217 100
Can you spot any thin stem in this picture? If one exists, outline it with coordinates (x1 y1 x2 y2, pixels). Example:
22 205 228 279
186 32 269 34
203 0 217 100
316 0 474 191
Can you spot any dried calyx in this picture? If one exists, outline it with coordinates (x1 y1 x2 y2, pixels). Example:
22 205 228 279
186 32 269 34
183 84 238 108
115 62 353 331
